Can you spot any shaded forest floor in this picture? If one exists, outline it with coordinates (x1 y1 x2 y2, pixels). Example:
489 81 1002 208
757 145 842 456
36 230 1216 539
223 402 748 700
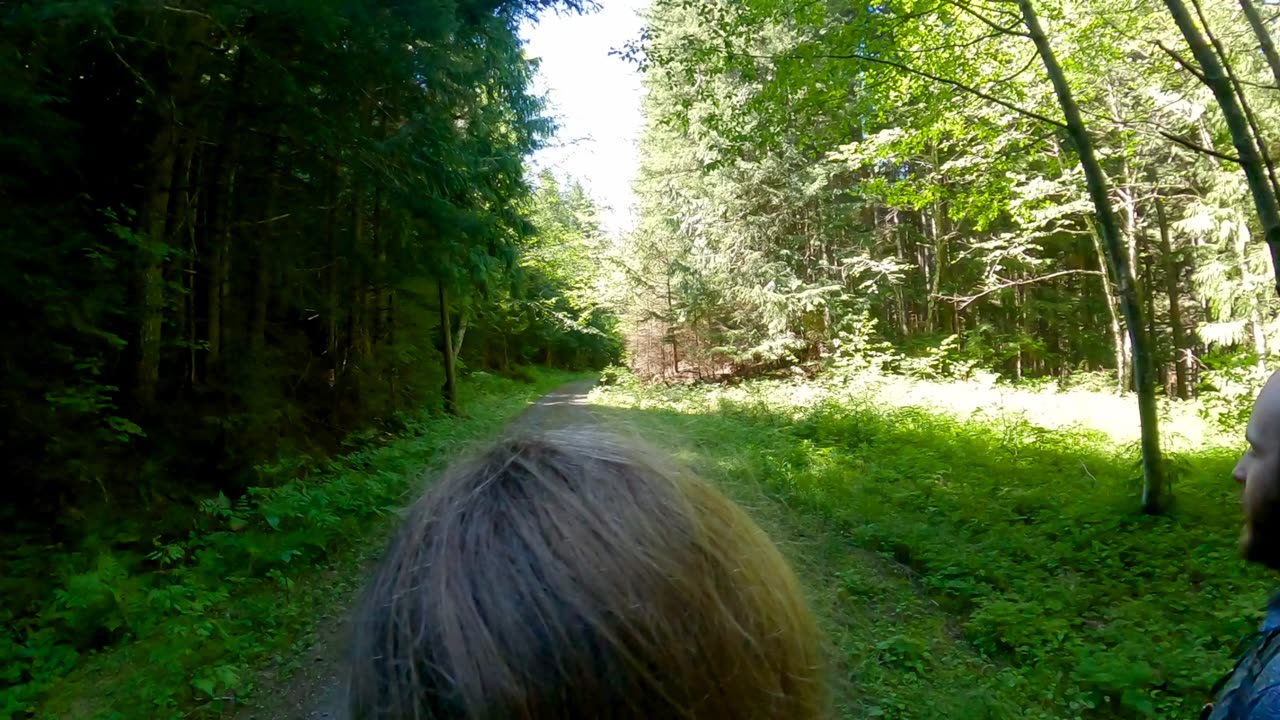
17 370 588 720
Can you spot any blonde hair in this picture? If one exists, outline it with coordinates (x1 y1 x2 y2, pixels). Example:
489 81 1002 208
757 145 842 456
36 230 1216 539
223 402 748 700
346 428 827 719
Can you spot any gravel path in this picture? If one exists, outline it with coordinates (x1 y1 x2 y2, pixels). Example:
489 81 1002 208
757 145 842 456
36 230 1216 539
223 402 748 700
233 380 597 720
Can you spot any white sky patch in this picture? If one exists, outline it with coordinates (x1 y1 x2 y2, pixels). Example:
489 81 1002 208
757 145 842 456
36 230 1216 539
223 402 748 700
521 1 646 234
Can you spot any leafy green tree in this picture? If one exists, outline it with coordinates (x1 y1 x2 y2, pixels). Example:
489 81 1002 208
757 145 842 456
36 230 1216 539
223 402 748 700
619 0 1280 508
0 0 610 588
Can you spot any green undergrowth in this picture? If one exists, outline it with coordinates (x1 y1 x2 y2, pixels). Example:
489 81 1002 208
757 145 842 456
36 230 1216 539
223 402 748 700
3 368 580 720
591 374 1269 719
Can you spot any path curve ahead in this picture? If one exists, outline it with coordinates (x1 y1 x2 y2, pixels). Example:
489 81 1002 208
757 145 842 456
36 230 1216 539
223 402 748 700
235 380 597 720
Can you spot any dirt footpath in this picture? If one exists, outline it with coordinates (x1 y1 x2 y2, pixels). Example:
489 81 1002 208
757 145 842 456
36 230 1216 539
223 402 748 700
233 380 597 720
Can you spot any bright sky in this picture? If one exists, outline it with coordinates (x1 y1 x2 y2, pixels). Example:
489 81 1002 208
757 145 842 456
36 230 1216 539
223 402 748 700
520 1 647 234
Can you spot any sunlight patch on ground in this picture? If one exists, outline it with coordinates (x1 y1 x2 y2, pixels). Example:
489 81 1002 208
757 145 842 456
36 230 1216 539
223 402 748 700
593 371 1241 452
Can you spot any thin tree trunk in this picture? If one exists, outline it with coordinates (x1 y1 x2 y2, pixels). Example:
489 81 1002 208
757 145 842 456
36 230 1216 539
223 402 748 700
135 14 206 406
251 251 269 356
1016 275 1028 381
172 134 197 391
440 282 458 415
454 310 470 360
326 162 341 377
186 151 200 387
1022 0 1166 512
892 209 909 337
1239 0 1280 90
136 113 177 406
1165 0 1280 296
349 183 365 364
1092 227 1128 392
371 189 386 346
666 274 679 375
1154 188 1190 398
1142 243 1161 390
388 288 398 409
204 43 250 382
1237 220 1271 371
206 171 229 379
927 206 946 331
252 139 283 358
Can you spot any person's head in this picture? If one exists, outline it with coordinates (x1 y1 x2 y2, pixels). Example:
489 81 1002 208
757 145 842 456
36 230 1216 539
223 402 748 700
346 428 827 720
1235 370 1280 569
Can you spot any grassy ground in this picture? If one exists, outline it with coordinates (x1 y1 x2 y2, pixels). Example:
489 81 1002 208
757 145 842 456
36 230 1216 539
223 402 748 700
589 372 1269 719
11 369 582 720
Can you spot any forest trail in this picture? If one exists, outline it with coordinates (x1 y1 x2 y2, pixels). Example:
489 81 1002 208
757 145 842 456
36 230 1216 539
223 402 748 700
240 378 1001 719
234 380 598 720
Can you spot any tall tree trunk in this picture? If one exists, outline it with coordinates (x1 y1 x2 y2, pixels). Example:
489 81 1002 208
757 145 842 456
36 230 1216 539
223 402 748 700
938 206 956 336
371 189 386 346
1202 0 1280 204
136 111 178 407
666 274 679 375
203 43 250 383
134 14 206 406
1239 0 1280 91
1165 0 1280 296
326 162 342 378
186 152 200 387
1022 0 1166 512
926 206 947 332
1154 188 1190 398
349 183 366 364
1016 275 1028 381
440 282 458 415
1092 227 1128 392
1142 243 1162 391
892 209 909 337
206 171 230 380
252 137 284 358
172 134 198 391
388 287 399 409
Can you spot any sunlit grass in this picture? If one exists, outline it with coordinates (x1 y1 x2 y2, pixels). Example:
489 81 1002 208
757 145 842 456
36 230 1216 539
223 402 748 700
590 370 1263 719
593 370 1242 452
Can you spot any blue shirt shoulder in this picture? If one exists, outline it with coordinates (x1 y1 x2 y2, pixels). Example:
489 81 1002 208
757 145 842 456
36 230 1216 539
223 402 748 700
1208 592 1280 720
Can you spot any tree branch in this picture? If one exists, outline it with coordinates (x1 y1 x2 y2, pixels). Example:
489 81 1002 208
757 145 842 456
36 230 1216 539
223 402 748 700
804 51 1067 129
941 0 1030 36
1156 40 1207 83
991 52 1040 85
1157 129 1242 163
940 269 1103 309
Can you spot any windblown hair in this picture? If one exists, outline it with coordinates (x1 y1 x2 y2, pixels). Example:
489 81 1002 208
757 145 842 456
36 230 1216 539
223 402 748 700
346 428 826 719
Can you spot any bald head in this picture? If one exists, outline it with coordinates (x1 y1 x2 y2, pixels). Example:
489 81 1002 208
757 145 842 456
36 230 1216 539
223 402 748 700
1235 369 1280 569
1251 370 1280 447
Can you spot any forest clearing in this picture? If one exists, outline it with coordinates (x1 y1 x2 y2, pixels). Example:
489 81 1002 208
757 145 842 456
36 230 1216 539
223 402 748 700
7 0 1280 716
